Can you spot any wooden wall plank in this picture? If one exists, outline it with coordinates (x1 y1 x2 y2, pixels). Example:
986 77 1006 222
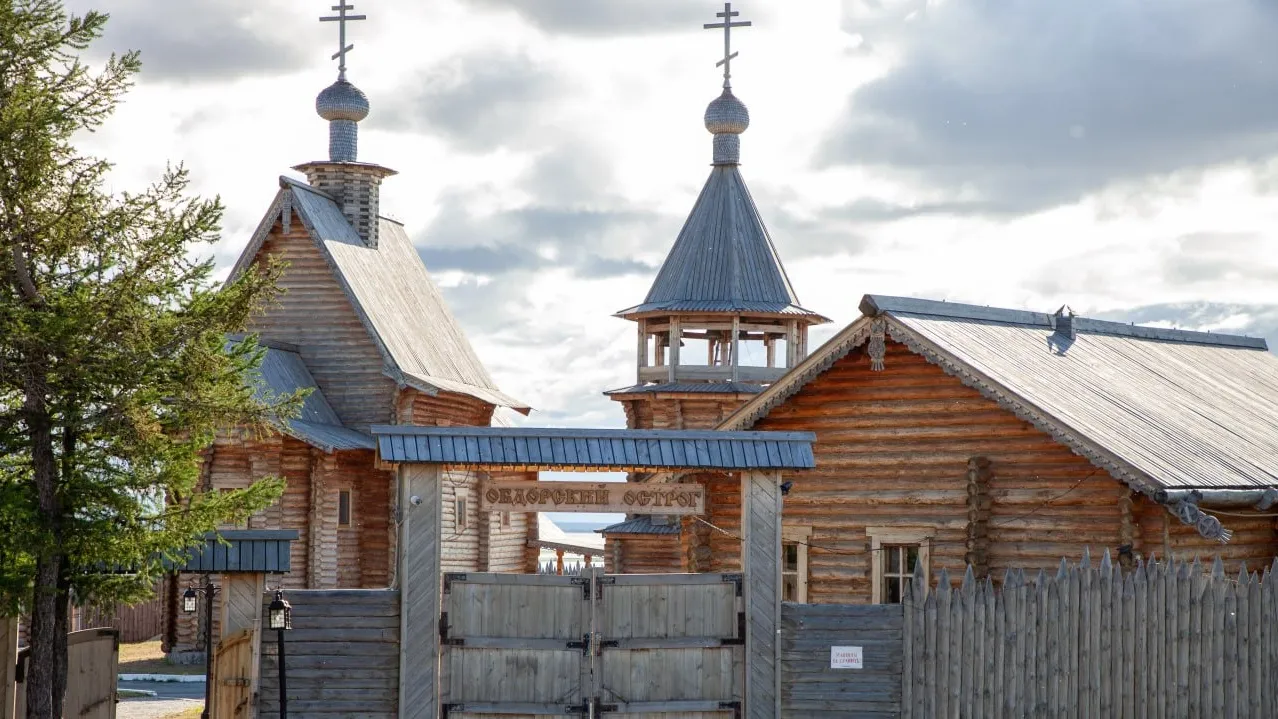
399 464 442 719
741 470 781 719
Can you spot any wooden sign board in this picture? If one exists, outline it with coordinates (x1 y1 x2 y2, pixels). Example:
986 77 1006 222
479 481 706 516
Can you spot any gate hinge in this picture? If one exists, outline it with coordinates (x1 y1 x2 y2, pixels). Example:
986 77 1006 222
722 573 744 597
571 575 591 599
443 572 467 594
595 575 615 600
439 612 463 645
442 703 461 718
719 700 742 719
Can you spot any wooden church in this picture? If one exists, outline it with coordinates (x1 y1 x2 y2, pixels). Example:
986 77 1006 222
601 11 1278 602
163 55 534 653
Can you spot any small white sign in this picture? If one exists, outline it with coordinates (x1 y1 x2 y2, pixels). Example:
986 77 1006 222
830 646 863 669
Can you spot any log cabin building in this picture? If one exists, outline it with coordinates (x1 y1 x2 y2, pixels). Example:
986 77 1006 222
611 292 1278 605
600 18 1278 599
163 67 533 653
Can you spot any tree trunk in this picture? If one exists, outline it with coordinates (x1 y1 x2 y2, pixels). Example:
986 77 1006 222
52 574 70 719
25 557 59 719
23 373 62 719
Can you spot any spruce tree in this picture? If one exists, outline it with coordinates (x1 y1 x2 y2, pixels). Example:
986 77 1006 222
0 3 288 715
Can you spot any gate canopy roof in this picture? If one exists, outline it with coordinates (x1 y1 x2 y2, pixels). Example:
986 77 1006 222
163 530 298 574
371 426 815 472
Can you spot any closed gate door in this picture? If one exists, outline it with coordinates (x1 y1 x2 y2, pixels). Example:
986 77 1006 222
440 571 744 718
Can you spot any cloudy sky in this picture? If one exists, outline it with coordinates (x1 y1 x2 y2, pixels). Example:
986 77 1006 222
67 0 1278 432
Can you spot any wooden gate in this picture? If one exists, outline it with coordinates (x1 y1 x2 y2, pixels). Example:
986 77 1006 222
440 571 743 718
14 628 119 719
211 628 256 719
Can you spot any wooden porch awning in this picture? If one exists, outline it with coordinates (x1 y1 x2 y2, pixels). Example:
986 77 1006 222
370 426 816 472
163 530 299 574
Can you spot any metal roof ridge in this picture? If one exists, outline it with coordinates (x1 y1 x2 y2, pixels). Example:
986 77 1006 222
862 294 1268 350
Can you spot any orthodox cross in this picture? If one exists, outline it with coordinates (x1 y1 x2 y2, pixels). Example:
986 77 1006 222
320 2 367 80
703 2 752 89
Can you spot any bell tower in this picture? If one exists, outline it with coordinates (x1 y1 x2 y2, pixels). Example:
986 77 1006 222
607 2 828 430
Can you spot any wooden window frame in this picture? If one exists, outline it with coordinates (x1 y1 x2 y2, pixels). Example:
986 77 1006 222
455 489 469 531
782 526 811 604
867 526 931 605
337 489 352 527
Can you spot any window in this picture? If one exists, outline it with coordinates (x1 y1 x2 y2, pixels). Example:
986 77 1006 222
880 545 919 603
455 491 469 531
781 526 811 603
500 511 511 529
338 490 351 527
867 527 931 605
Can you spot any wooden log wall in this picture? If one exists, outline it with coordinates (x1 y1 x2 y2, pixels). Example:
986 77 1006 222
442 469 480 572
400 387 495 429
607 535 683 574
258 589 400 719
247 220 398 430
1137 498 1277 571
734 341 1243 603
902 553 1278 718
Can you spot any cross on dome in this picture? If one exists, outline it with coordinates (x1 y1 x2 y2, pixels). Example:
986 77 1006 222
703 2 752 89
320 2 367 80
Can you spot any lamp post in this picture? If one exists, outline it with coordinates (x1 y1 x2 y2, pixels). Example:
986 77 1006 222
181 576 219 719
267 589 293 718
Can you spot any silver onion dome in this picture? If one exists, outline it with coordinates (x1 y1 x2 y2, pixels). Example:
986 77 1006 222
316 79 370 123
704 88 750 135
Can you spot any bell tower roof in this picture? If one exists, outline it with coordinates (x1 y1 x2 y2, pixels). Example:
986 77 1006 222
614 165 826 322
615 2 826 324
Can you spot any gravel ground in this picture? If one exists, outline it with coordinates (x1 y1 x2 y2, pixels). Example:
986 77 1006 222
115 698 201 719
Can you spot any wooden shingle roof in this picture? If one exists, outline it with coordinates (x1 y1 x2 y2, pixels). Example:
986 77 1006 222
724 294 1278 497
230 177 528 413
615 166 826 322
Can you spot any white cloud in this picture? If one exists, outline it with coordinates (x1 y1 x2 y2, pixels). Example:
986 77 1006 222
74 0 1278 436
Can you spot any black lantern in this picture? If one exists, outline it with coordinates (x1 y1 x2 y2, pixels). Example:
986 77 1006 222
182 586 198 614
268 590 292 631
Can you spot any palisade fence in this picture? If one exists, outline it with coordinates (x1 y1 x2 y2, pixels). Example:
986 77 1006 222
901 551 1278 718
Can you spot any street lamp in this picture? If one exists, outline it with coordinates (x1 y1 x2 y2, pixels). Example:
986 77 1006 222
181 577 218 719
267 589 292 717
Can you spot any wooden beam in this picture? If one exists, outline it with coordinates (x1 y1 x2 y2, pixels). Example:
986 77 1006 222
555 549 565 575
731 316 741 382
636 318 647 382
398 464 442 719
668 317 681 382
785 321 798 367
1 618 16 719
741 470 782 719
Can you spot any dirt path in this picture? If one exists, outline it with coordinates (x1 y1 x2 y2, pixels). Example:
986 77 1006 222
115 698 201 719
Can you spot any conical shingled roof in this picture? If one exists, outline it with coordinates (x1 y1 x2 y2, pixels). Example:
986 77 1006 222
616 165 826 320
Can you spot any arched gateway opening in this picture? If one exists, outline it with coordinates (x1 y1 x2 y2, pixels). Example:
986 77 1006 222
374 425 815 719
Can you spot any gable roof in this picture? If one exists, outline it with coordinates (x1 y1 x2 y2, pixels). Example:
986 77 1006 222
246 343 374 452
615 166 826 321
230 176 528 413
722 294 1278 497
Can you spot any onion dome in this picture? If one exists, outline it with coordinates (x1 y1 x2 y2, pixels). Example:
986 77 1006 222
704 88 750 135
316 79 370 123
704 88 749 165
